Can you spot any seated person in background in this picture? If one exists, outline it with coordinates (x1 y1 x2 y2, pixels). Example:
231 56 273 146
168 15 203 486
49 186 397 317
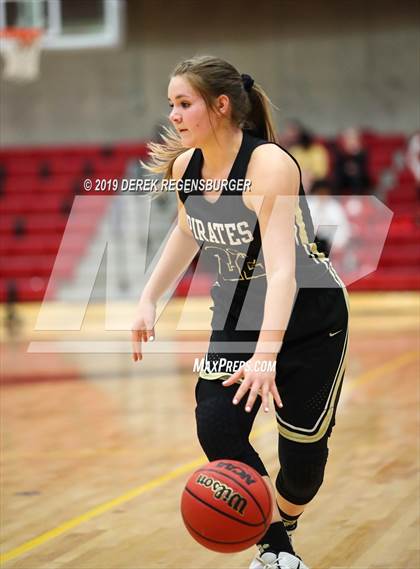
406 131 420 187
278 118 302 149
283 120 330 190
333 127 371 195
307 179 352 271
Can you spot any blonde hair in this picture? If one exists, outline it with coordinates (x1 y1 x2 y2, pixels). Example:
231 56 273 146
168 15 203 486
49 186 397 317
144 55 278 179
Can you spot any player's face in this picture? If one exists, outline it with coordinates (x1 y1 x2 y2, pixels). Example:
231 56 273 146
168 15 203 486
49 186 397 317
168 75 214 147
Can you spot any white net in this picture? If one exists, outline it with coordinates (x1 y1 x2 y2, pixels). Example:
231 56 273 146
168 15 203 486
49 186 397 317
0 30 42 83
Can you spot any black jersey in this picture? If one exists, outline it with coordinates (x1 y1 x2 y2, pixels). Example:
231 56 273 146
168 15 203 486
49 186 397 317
178 131 345 335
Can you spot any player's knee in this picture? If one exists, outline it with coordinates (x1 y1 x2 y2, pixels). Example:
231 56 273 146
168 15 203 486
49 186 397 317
275 440 329 505
195 393 267 477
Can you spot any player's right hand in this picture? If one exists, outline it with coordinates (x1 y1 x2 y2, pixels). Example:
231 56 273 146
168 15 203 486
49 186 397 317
131 300 156 362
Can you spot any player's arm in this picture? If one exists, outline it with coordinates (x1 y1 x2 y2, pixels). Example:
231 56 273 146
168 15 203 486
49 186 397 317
139 149 199 306
247 144 299 358
223 144 299 402
132 150 200 361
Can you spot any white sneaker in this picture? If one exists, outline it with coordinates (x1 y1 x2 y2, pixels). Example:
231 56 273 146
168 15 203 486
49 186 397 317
249 550 309 569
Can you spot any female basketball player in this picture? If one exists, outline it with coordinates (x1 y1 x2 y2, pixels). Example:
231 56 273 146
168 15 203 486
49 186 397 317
131 56 349 569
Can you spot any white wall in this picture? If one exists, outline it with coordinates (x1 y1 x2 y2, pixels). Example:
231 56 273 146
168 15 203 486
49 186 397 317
1 0 418 146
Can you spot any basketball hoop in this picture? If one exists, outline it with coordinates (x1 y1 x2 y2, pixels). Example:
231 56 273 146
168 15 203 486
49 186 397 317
0 28 43 83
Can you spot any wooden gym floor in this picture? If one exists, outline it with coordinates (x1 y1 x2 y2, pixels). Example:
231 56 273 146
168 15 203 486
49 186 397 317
0 292 419 569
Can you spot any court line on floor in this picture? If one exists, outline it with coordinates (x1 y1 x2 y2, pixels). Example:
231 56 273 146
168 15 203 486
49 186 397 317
1 349 417 566
344 349 418 391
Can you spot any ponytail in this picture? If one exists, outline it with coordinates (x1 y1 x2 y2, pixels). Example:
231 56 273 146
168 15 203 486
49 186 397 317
245 82 278 143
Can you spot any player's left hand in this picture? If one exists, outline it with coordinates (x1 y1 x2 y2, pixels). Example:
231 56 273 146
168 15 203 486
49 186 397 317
222 355 283 413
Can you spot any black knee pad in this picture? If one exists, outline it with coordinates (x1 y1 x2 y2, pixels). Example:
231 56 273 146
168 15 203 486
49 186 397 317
275 437 329 505
195 381 268 477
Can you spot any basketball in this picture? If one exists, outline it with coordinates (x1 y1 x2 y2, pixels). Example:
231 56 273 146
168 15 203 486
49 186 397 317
180 459 272 553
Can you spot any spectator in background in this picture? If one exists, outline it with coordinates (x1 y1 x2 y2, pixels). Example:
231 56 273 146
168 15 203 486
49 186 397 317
278 118 301 149
282 120 330 190
406 131 420 186
334 127 371 195
307 179 352 272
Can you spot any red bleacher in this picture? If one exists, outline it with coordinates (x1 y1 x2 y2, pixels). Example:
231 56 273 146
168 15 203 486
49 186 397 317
362 132 407 185
347 153 419 291
1 134 418 301
0 142 148 301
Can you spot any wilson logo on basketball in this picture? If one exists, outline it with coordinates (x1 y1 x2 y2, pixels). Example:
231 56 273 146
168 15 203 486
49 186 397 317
196 474 248 515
